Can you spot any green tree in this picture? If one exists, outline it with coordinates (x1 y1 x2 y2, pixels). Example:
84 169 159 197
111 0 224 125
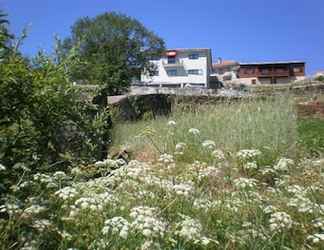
60 12 165 96
0 10 13 60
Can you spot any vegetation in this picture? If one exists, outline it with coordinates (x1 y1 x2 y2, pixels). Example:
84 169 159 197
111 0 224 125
315 75 324 82
113 96 298 163
1 96 324 249
59 12 165 96
298 118 324 156
0 11 111 202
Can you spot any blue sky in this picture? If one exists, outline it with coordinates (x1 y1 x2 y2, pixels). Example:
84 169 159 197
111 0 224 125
1 0 324 75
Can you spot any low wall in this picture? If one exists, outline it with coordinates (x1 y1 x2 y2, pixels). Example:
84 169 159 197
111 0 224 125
130 86 218 96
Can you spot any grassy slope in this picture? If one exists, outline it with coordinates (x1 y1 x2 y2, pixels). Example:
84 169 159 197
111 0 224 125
112 95 298 163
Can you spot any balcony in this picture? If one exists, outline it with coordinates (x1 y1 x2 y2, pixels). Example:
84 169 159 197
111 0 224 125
162 58 184 68
258 68 290 77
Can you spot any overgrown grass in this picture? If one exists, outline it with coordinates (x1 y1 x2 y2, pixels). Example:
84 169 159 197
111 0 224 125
112 95 298 163
298 118 324 156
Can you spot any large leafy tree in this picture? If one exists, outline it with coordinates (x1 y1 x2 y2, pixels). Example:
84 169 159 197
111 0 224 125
60 12 165 96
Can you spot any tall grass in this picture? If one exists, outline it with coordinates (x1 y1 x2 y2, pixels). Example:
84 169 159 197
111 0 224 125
112 95 297 162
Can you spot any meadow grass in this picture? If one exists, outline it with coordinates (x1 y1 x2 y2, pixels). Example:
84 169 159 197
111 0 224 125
112 95 298 163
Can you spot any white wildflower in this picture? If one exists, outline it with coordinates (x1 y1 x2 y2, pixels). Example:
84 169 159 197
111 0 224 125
193 198 215 211
102 217 130 239
0 163 6 171
175 215 214 245
158 154 174 164
130 206 166 238
167 120 176 127
202 140 216 150
188 128 200 136
307 233 324 244
24 205 46 215
236 149 261 161
55 186 78 200
233 177 258 190
175 142 186 155
263 205 277 214
211 149 225 161
244 161 258 170
173 182 195 197
53 171 68 180
0 203 21 215
32 219 52 230
198 166 221 180
287 195 316 214
94 158 120 169
312 218 324 230
269 212 293 232
274 158 294 171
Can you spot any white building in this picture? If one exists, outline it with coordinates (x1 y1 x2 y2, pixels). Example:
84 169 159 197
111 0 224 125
141 48 213 88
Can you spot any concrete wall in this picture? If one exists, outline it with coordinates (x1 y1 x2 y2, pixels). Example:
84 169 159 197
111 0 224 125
141 50 209 87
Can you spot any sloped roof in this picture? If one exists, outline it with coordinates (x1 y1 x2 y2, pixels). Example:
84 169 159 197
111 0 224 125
213 60 239 69
240 61 305 66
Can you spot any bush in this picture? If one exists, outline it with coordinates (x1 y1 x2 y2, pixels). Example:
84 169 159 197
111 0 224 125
0 53 112 194
315 75 324 82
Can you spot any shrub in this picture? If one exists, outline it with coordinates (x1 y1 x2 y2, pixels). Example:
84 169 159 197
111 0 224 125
0 53 112 194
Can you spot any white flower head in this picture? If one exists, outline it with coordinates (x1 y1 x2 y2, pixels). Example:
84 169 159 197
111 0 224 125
202 140 216 150
237 149 261 161
0 164 6 171
167 120 177 127
158 154 174 164
269 212 293 232
102 216 130 239
211 149 225 161
274 158 294 171
233 177 258 190
175 142 186 152
307 233 324 244
188 128 200 136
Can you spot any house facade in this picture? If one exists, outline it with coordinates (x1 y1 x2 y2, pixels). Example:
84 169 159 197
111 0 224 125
212 59 239 82
237 61 306 85
141 48 213 88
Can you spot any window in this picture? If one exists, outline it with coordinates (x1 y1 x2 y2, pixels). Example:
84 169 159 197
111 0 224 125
189 53 199 60
188 69 203 75
166 69 177 76
293 67 302 73
167 56 176 64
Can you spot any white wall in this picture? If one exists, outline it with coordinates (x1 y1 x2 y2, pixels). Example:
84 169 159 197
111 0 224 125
141 50 209 87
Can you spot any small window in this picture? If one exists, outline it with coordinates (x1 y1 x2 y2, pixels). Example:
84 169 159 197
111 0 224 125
189 53 199 60
251 79 257 84
293 67 302 73
167 56 176 64
167 69 177 76
188 69 202 75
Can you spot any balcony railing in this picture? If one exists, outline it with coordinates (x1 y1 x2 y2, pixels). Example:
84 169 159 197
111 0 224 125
162 59 184 68
258 69 290 77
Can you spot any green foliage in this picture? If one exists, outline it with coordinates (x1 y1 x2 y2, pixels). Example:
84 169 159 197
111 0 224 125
298 118 324 156
0 10 13 61
0 52 112 193
315 75 324 82
59 12 165 95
